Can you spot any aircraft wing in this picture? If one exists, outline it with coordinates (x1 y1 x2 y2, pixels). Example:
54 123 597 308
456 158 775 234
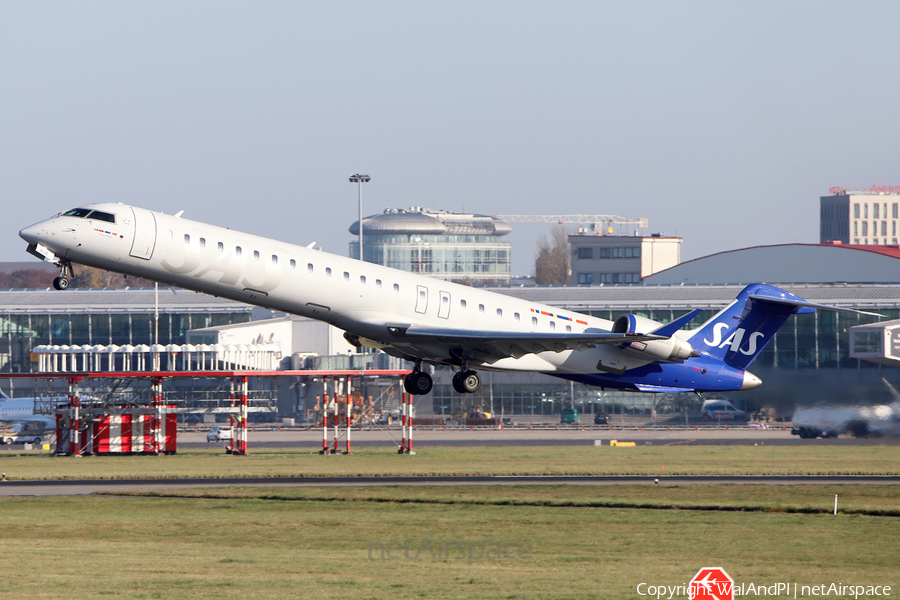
393 325 666 361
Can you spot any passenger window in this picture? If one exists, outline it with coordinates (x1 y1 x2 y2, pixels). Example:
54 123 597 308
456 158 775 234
478 304 485 314
166 230 174 240
514 312 520 322
199 237 206 248
217 242 224 251
326 267 332 277
271 255 278 264
393 283 399 292
566 325 572 332
343 271 349 281
307 263 314 273
184 234 190 244
290 259 296 269
550 321 556 331
496 308 502 317
253 250 260 260
360 276 366 285
236 246 242 256
375 279 382 289
461 299 467 309
532 317 538 326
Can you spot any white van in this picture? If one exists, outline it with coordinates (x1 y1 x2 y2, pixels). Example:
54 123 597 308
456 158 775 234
701 400 746 421
1 421 47 445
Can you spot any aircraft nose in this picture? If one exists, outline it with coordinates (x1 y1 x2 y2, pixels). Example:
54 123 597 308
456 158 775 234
740 370 762 390
19 223 44 245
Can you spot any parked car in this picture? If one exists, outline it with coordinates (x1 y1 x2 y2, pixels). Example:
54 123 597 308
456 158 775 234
207 426 233 442
593 414 609 425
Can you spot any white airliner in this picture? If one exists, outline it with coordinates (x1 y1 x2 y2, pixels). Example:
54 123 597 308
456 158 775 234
19 203 871 397
0 389 57 427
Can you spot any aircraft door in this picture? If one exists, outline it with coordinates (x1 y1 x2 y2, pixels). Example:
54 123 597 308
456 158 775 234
415 285 428 314
129 206 158 260
438 291 451 319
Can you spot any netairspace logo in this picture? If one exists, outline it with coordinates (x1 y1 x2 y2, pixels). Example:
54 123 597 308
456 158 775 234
368 538 531 565
636 582 893 599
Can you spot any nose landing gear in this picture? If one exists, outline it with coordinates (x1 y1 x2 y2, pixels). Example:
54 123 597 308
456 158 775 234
52 260 75 291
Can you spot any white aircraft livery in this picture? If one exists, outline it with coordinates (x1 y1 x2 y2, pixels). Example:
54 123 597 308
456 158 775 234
0 389 57 427
19 203 873 396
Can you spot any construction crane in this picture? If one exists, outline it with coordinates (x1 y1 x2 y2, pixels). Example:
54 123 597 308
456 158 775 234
494 214 649 236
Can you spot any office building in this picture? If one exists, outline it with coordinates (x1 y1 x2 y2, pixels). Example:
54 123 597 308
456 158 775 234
568 234 681 285
820 187 900 245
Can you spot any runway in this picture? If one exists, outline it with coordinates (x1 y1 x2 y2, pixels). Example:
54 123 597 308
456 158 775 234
177 426 900 449
2 474 899 497
0 475 900 496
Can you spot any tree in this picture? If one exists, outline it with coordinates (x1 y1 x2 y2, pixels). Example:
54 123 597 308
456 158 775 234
0 266 154 289
534 224 570 285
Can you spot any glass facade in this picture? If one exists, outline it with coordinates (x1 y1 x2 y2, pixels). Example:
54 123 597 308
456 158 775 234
0 311 251 373
350 234 511 284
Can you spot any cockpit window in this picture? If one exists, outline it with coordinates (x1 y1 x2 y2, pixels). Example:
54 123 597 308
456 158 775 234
61 208 117 223
89 210 116 223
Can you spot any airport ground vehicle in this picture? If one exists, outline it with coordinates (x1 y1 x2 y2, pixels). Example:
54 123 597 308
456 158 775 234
206 426 233 442
593 413 609 425
0 421 46 445
701 399 746 421
560 407 580 424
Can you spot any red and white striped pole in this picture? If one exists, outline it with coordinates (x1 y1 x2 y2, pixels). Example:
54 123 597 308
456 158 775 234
69 376 81 457
345 376 352 454
399 384 407 454
237 375 248 455
407 393 413 454
153 376 164 455
333 377 340 454
227 378 235 454
321 380 329 454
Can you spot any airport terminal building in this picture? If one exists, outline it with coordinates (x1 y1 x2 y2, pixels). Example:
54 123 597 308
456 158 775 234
2 240 900 419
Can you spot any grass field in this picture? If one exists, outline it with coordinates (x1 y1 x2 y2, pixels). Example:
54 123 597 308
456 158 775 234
2 444 900 480
1 445 898 599
0 487 898 599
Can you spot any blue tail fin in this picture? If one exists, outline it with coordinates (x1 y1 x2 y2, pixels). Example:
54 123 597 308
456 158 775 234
689 284 813 370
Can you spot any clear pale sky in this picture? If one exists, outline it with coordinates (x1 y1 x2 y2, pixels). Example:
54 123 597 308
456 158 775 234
3 1 899 276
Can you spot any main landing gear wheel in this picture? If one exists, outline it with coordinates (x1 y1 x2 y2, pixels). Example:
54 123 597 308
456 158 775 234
53 276 69 291
404 371 433 395
452 370 482 394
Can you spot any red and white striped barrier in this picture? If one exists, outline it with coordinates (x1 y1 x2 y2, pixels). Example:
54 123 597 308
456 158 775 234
90 411 176 454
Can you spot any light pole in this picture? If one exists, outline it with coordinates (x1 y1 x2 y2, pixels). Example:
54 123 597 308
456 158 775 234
349 174 370 260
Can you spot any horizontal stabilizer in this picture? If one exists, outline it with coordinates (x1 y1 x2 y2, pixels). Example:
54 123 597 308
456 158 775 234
650 308 703 337
747 294 882 317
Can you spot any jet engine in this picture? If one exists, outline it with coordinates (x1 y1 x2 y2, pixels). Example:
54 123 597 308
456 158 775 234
612 314 698 362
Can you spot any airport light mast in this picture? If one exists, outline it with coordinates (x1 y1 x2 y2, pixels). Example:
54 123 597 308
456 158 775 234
349 174 371 260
